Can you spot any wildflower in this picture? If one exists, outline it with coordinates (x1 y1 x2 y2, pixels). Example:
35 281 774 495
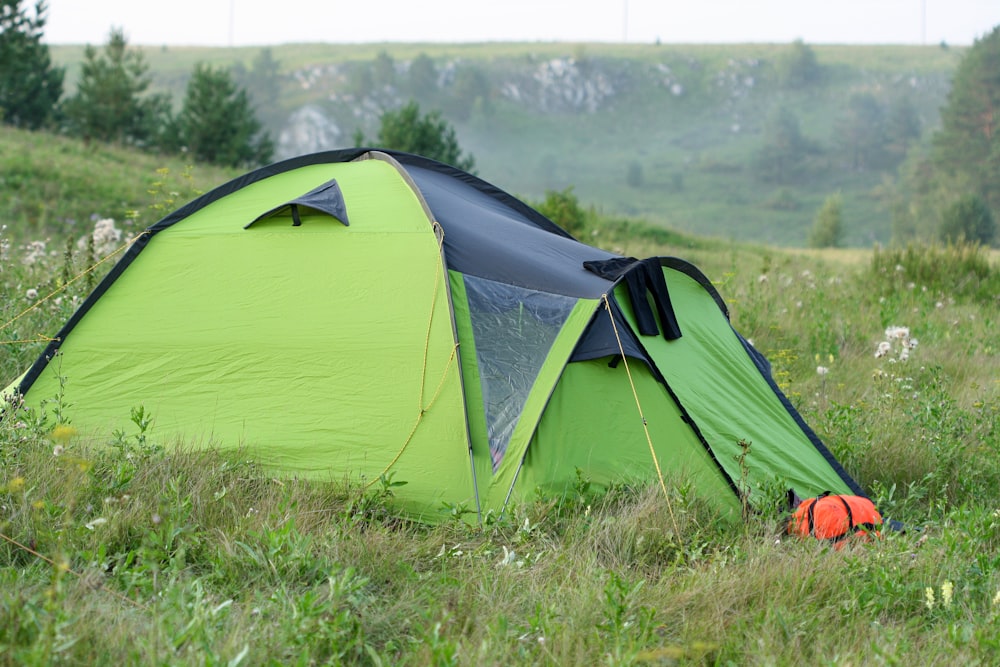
52 445 64 457
875 341 891 358
925 586 935 609
22 240 47 265
816 366 829 376
77 218 122 256
84 517 107 530
757 274 768 283
941 581 953 608
498 546 517 567
25 288 38 300
51 424 78 443
885 326 910 340
7 477 25 493
993 590 1000 606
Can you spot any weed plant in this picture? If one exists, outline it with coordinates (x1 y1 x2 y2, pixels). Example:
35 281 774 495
1 180 999 663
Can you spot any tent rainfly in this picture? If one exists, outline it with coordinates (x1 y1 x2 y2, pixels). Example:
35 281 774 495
4 149 865 522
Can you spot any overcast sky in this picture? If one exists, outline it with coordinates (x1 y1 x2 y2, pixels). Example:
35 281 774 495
43 1 1000 47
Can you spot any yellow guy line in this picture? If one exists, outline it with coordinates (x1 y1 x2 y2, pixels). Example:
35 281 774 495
0 232 149 345
365 222 456 488
601 293 682 539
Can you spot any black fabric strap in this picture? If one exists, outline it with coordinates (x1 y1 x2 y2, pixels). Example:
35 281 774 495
582 257 683 341
835 495 854 528
643 261 682 340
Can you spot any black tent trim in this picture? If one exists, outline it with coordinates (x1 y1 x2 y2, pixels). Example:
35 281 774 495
646 257 864 499
735 331 868 498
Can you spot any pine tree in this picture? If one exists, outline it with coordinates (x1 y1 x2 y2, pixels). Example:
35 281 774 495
752 107 814 184
0 0 63 129
939 194 996 245
374 100 475 172
63 28 160 145
808 193 844 248
177 63 273 168
932 26 1000 215
232 48 285 134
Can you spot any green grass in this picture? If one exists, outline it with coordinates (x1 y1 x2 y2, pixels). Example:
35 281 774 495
0 126 237 242
1 132 999 664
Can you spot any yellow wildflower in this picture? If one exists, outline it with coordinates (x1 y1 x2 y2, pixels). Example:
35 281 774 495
50 425 78 443
941 581 954 608
924 587 935 610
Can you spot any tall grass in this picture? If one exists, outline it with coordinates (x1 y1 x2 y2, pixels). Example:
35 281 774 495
2 174 999 663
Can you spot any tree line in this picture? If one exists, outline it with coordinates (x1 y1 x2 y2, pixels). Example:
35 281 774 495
3 1 997 247
0 1 272 168
753 36 998 247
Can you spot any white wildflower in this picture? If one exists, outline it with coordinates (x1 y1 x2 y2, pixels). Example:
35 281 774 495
78 218 122 256
25 288 38 300
875 341 891 358
816 366 829 376
84 517 107 530
885 326 909 340
52 445 64 457
22 240 47 265
498 545 517 567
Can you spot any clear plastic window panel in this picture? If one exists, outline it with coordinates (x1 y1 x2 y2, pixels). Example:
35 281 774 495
464 275 577 471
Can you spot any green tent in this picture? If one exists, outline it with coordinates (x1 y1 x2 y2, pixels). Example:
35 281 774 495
5 149 864 522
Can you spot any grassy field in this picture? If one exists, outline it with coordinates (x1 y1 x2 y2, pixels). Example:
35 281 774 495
1 130 1000 664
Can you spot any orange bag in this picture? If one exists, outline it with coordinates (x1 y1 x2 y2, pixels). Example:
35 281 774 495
787 492 882 547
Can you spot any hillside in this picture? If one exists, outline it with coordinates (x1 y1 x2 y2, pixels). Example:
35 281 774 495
50 42 964 247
